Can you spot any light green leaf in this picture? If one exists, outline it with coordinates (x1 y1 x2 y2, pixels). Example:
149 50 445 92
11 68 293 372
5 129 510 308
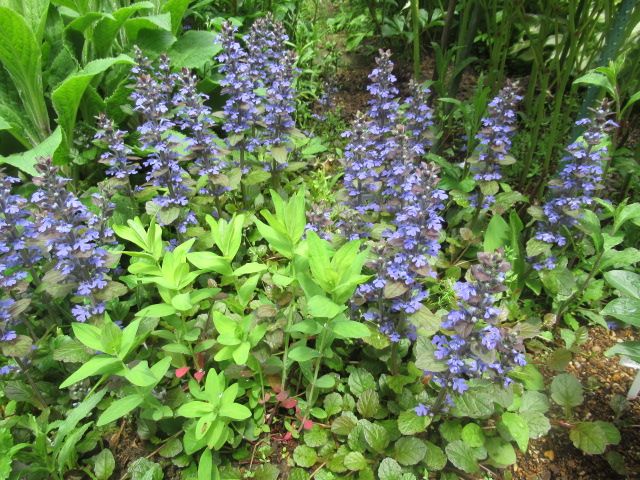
356 389 379 418
308 295 345 318
485 437 516 467
0 127 62 175
445 440 480 473
348 368 376 396
550 373 584 408
604 270 640 299
93 448 116 480
393 437 426 465
344 451 367 471
96 394 144 426
93 2 155 55
168 30 222 68
397 410 430 435
501 412 529 452
293 445 317 468
484 214 510 251
60 356 122 388
52 55 133 154
461 423 485 448
377 458 402 480
219 402 251 420
362 421 389 453
331 319 370 339
288 345 320 362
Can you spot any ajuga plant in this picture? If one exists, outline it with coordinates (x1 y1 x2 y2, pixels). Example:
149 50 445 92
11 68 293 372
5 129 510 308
468 81 522 210
31 160 115 322
338 50 446 346
217 15 298 177
531 101 618 270
416 250 526 416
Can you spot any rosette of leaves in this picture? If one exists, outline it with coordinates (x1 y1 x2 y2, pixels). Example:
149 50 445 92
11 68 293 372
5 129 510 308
212 311 266 365
178 369 251 452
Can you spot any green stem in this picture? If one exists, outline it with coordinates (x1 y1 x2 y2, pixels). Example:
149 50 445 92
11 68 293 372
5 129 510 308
15 357 48 410
299 325 330 430
411 0 421 80
556 248 604 321
280 305 295 393
390 342 399 375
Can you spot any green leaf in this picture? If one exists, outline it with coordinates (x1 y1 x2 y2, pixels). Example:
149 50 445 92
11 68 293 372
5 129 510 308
452 389 495 418
323 392 343 417
126 457 163 480
574 71 615 97
308 295 345 318
484 214 510 251
93 448 116 480
613 202 640 233
288 345 320 362
362 421 389 454
604 270 640 299
356 389 380 418
331 412 358 435
0 7 43 131
414 336 447 372
601 298 640 327
60 356 122 388
461 423 485 448
519 391 550 414
186 252 231 274
124 361 157 387
348 368 376 396
54 388 107 448
424 441 447 471
52 55 134 154
97 394 144 426
377 458 402 480
331 319 371 339
509 364 545 391
393 437 426 465
520 411 551 439
344 451 367 471
605 341 640 363
0 127 62 175
198 448 213 480
550 373 584 408
570 421 620 455
485 437 516 467
171 293 192 311
445 440 480 473
501 412 529 452
233 262 267 277
93 2 155 55
293 445 317 468
1 334 32 357
168 30 221 68
397 410 430 435
161 0 190 33
600 247 640 271
219 402 251 420
136 303 177 318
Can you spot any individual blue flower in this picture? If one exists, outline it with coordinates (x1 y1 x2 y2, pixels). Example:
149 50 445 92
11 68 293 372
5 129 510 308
414 403 430 417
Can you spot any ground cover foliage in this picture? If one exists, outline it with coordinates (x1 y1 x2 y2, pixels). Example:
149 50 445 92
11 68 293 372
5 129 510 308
1 0 640 479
